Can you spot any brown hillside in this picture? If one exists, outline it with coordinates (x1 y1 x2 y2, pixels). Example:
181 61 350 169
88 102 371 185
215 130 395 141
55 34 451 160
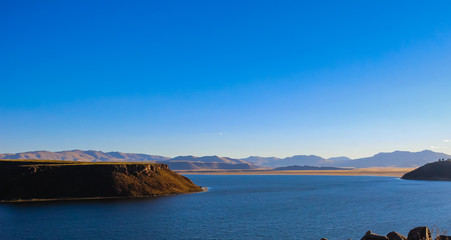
0 159 203 202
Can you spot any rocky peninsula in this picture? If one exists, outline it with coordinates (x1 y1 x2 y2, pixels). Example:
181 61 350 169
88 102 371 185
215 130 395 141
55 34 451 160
402 159 451 181
0 159 203 202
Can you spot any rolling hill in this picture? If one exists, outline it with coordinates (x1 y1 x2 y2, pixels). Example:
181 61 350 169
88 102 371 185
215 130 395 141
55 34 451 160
402 159 451 181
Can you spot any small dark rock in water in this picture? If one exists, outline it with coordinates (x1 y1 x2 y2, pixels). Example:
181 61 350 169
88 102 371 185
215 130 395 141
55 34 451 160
361 230 389 240
407 227 432 240
323 226 444 240
436 236 451 240
387 231 407 240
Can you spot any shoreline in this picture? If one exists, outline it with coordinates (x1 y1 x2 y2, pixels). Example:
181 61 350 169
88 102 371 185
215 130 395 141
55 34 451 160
0 188 209 203
176 167 414 177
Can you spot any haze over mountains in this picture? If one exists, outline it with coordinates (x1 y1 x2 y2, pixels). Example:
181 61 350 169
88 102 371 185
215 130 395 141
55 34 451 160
161 156 256 170
334 150 451 168
243 155 331 167
0 150 449 169
243 150 450 168
0 150 169 162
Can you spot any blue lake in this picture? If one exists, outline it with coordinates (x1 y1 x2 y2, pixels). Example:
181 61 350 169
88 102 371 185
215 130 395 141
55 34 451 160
1 175 451 239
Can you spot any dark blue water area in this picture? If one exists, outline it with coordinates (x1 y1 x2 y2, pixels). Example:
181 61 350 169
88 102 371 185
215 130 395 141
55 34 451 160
1 175 451 240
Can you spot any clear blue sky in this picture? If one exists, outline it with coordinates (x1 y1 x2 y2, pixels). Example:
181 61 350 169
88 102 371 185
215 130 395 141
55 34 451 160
2 1 451 158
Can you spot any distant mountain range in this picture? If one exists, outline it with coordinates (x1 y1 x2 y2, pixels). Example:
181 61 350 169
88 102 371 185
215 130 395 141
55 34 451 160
242 150 451 168
0 149 449 169
0 150 169 162
0 151 256 170
334 150 451 168
160 155 256 170
243 155 332 167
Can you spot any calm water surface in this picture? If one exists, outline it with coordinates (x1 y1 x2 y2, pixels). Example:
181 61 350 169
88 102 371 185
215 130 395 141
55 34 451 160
1 175 451 240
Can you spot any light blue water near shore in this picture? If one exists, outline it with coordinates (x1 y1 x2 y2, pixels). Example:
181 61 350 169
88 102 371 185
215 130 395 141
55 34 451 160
1 175 451 240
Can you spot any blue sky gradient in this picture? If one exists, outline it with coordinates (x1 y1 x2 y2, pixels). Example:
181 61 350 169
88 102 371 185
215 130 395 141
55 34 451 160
2 1 451 158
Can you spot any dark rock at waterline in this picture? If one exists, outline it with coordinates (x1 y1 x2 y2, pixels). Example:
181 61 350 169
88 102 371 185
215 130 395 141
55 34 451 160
387 231 407 240
322 227 446 240
361 230 389 240
407 227 432 240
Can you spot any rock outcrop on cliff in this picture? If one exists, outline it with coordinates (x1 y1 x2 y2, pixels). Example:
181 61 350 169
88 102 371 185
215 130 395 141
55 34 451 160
0 159 203 201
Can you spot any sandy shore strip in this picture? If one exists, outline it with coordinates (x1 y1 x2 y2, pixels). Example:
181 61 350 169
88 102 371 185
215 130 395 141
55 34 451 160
176 167 415 177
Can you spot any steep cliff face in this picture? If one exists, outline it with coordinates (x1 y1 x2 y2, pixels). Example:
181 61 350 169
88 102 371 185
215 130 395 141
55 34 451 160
0 160 203 201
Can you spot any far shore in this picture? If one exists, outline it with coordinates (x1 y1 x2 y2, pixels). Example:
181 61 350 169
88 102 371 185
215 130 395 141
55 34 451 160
176 167 415 177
